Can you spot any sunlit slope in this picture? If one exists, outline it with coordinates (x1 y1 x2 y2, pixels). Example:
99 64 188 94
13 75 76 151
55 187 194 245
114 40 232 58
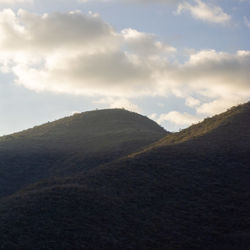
0 109 167 198
133 101 250 155
0 102 249 249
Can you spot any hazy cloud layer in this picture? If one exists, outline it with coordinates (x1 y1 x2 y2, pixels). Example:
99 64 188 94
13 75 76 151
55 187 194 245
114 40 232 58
176 0 231 24
0 9 249 123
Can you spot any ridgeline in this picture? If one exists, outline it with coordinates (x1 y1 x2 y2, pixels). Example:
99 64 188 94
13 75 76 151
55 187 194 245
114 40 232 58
0 103 249 249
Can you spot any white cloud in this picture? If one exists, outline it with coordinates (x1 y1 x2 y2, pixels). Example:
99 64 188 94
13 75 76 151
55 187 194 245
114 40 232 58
185 96 200 107
172 49 250 115
77 0 179 3
0 9 174 97
77 0 109 3
157 111 201 126
125 0 178 2
0 9 119 52
176 0 231 24
196 96 244 115
244 16 250 28
122 28 176 56
176 50 250 97
149 113 158 120
94 97 141 112
0 9 249 118
0 0 32 4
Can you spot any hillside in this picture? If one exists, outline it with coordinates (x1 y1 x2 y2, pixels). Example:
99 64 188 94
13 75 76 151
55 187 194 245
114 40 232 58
0 109 166 152
131 101 250 155
0 102 249 249
0 109 167 198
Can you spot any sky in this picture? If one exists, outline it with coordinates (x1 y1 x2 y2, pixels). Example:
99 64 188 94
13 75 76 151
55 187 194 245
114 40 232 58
0 0 249 135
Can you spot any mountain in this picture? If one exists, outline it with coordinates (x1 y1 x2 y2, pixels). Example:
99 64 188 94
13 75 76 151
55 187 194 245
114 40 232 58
0 109 167 198
132 100 250 155
0 102 249 249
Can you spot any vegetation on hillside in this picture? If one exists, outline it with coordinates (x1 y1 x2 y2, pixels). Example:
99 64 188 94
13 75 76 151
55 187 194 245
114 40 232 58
0 109 167 198
131 101 250 156
0 102 249 249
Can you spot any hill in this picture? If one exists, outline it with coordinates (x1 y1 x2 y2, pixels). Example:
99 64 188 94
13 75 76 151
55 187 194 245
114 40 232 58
131 101 250 155
0 102 249 249
0 109 167 198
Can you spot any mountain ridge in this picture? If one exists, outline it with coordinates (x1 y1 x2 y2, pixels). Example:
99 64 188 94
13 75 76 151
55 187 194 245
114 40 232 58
0 102 249 249
0 108 167 198
130 101 250 157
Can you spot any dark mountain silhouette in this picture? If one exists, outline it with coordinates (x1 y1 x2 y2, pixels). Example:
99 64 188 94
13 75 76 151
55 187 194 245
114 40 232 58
0 109 167 198
0 102 249 249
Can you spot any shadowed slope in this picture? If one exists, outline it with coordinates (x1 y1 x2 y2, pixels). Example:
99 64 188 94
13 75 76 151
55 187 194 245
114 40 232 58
0 109 167 198
0 102 249 249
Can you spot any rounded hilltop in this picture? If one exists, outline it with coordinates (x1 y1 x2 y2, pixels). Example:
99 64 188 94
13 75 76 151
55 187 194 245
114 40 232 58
0 108 168 198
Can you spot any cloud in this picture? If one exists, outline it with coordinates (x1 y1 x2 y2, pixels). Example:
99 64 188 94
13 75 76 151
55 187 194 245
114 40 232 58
171 49 250 114
94 97 141 112
175 50 250 98
157 111 201 126
176 0 231 24
122 28 176 56
0 9 249 118
77 0 107 2
77 0 180 3
244 16 250 28
185 96 200 107
125 0 182 3
196 96 244 115
174 50 250 91
0 9 173 97
0 9 118 52
0 0 32 4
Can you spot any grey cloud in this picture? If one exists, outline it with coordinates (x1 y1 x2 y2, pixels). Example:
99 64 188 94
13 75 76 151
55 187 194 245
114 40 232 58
67 52 151 84
42 51 153 96
177 50 250 93
0 9 118 52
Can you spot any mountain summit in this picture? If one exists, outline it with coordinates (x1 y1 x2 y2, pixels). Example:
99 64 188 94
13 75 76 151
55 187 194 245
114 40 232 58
0 108 167 198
